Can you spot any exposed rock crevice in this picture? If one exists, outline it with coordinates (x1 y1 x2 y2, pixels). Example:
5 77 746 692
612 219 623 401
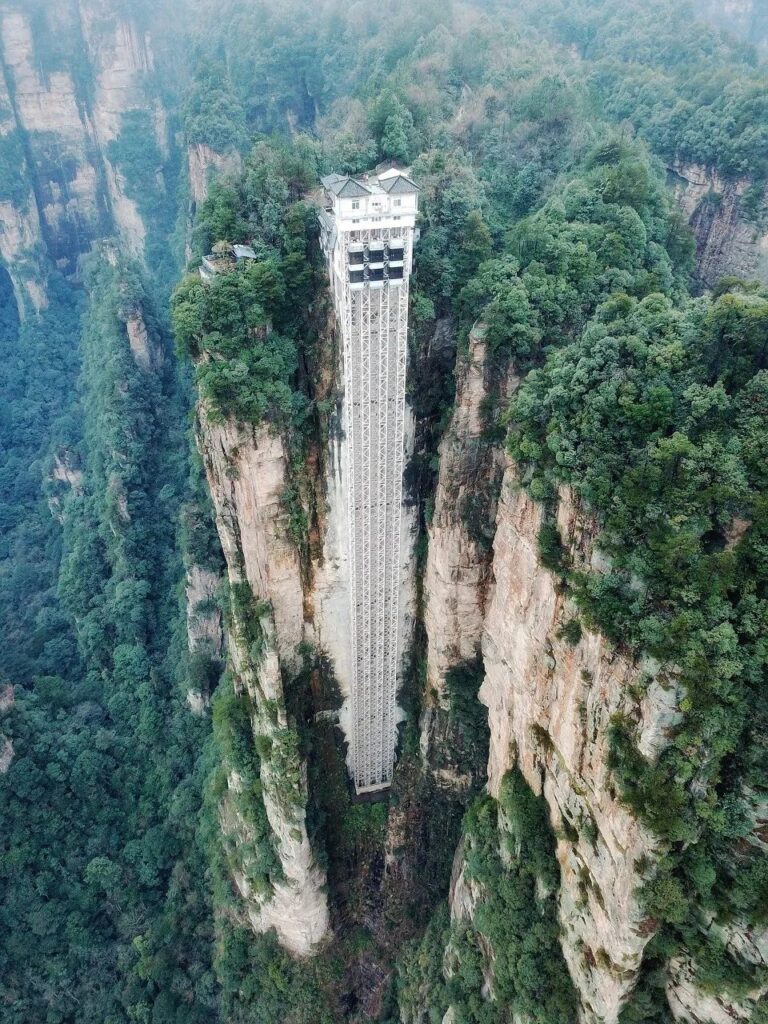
0 2 169 276
480 472 673 1022
421 324 514 789
196 404 330 955
669 160 768 286
422 342 680 1021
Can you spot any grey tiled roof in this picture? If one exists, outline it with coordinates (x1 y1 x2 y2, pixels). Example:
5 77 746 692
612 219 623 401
321 173 371 197
379 173 419 194
321 168 420 198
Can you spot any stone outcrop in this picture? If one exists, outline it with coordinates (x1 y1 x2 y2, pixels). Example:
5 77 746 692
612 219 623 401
197 404 330 954
102 255 166 369
0 735 12 774
47 450 85 521
0 42 45 310
185 564 222 712
50 452 84 494
185 143 242 257
0 683 13 774
0 6 109 269
188 143 242 209
667 935 768 1024
198 412 306 670
448 838 476 924
125 308 163 371
420 325 513 789
0 2 170 275
479 471 678 1022
424 347 762 1022
185 565 222 658
421 337 682 1021
0 193 45 312
669 161 768 287
224 605 329 956
78 0 164 253
423 325 503 704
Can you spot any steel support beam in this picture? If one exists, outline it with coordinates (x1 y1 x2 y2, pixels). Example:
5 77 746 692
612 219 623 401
330 225 413 791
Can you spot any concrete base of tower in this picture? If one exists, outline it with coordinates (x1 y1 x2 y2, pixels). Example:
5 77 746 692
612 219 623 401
356 781 391 797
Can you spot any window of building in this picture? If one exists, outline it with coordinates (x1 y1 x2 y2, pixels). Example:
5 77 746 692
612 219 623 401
351 200 360 210
393 198 402 207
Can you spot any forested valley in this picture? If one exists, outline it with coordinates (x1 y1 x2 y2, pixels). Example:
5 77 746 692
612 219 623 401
0 2 767 1023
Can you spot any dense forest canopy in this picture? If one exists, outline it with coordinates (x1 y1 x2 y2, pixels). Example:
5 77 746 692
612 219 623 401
0 0 766 1022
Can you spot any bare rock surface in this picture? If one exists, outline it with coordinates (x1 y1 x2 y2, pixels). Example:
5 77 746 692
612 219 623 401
0 684 13 775
479 471 673 1022
670 161 768 286
188 143 242 207
0 3 168 270
423 326 503 706
185 565 222 657
197 404 329 953
198 410 305 672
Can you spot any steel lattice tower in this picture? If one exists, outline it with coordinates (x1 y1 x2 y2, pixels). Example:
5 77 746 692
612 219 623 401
319 169 418 792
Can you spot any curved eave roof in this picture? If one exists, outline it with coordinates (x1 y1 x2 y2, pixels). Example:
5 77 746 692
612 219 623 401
321 170 420 198
321 173 372 198
380 173 419 194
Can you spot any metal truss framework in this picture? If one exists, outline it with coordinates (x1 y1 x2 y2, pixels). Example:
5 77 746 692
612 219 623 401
331 225 413 792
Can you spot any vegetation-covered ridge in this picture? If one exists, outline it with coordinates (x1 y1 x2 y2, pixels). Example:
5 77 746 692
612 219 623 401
172 141 322 429
1 0 767 1021
0 253 217 1022
398 770 578 1024
506 186 768 1003
526 0 768 187
175 0 767 1015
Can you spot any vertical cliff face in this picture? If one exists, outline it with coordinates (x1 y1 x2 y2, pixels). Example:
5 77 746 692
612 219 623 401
0 1 174 277
423 325 500 701
0 5 110 269
78 0 167 253
188 144 241 210
185 563 223 711
421 324 511 789
669 162 768 286
422 343 660 1020
0 55 43 312
198 413 306 670
422 334 768 1023
186 142 242 255
480 472 676 1022
196 404 330 955
668 927 768 1024
0 683 13 775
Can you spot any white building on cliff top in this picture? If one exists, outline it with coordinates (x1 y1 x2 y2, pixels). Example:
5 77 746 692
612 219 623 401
319 167 419 793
